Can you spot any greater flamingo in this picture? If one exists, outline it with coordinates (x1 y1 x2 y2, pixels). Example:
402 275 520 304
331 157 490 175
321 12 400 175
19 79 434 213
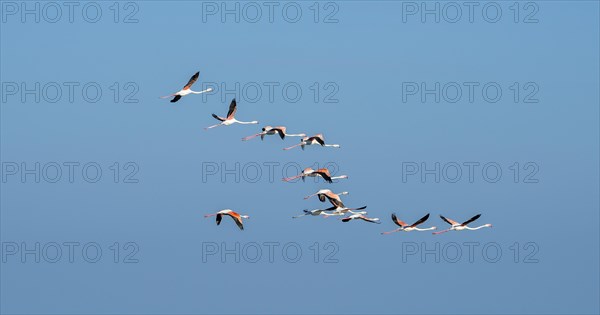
293 206 367 218
204 209 249 230
381 213 436 234
433 214 492 235
340 213 381 224
292 208 332 218
320 206 368 217
283 134 340 151
282 168 348 183
242 126 306 141
160 71 213 102
205 99 259 130
303 189 348 208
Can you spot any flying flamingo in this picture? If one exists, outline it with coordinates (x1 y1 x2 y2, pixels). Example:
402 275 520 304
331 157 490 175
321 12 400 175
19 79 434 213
282 168 348 183
205 99 259 130
160 71 213 103
242 126 306 141
283 134 340 151
432 214 492 235
321 206 368 217
381 213 436 234
293 206 367 218
303 189 348 208
204 209 249 230
292 208 332 218
340 213 381 224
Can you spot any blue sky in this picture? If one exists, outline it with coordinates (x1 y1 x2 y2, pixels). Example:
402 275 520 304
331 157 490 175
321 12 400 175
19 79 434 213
1 1 599 314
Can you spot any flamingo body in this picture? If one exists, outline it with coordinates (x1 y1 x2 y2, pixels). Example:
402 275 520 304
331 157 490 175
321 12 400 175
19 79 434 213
304 189 348 208
432 214 492 235
282 167 348 183
204 209 250 230
283 134 340 151
293 206 367 218
381 213 437 234
205 99 259 130
341 213 381 224
242 126 306 141
160 71 213 102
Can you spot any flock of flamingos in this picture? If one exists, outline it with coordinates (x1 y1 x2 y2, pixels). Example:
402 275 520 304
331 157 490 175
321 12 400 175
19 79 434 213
162 71 493 234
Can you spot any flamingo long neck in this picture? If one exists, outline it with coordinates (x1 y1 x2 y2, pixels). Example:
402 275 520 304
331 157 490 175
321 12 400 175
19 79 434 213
465 225 489 230
347 209 366 215
190 88 213 94
323 144 341 148
414 227 436 231
331 175 348 180
286 133 306 137
236 120 258 124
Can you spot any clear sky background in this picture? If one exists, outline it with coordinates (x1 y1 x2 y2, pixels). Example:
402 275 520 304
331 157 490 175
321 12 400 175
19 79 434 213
1 1 599 314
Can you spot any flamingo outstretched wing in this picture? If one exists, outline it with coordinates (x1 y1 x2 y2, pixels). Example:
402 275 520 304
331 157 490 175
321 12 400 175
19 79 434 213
315 169 333 183
224 211 244 230
226 99 237 119
440 215 459 226
410 213 430 227
212 113 226 122
183 72 200 90
170 95 182 103
273 127 286 139
360 216 381 224
461 214 481 226
391 213 407 227
309 135 325 146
